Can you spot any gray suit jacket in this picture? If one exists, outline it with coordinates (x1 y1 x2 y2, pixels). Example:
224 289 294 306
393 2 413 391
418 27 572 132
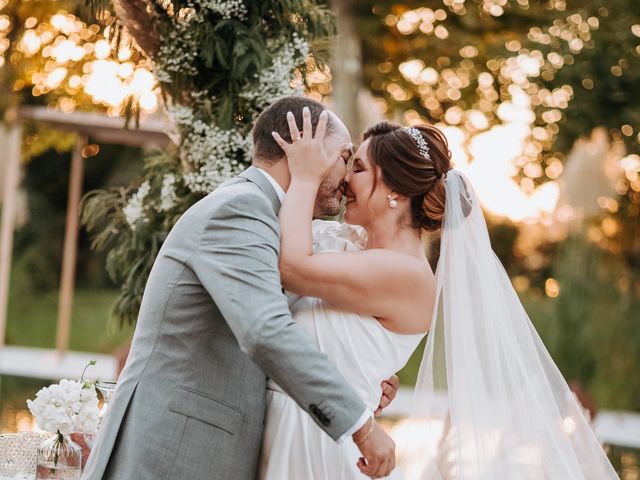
82 166 365 480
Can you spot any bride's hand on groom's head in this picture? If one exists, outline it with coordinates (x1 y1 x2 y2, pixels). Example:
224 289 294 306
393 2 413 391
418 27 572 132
375 374 400 417
271 107 341 184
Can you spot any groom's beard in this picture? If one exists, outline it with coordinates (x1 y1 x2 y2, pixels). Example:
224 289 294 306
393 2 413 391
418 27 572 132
314 176 344 217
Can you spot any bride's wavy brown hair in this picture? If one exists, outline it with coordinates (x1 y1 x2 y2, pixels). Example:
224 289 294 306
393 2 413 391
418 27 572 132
363 122 452 233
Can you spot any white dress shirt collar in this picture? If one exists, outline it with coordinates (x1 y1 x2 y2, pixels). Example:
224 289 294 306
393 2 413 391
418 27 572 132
255 167 286 203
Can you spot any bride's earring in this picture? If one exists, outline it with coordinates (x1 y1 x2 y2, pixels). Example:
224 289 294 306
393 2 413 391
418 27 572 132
387 194 398 209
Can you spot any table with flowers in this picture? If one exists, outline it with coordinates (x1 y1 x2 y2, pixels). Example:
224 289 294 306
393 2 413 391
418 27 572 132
0 363 116 480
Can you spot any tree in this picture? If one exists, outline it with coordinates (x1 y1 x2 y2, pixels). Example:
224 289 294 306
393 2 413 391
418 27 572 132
354 0 639 185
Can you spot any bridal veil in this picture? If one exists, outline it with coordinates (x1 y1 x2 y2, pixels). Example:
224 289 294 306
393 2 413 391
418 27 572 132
413 170 618 479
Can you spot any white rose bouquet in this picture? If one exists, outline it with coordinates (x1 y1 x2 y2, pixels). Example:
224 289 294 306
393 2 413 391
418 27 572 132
27 362 101 435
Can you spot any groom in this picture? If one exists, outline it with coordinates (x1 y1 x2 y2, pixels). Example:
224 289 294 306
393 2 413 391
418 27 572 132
82 96 397 480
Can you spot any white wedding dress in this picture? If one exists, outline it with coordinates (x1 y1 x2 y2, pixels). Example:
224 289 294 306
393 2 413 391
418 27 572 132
259 220 424 480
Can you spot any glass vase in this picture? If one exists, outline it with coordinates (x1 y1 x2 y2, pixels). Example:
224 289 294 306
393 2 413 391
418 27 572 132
95 380 117 423
70 432 95 469
35 431 82 480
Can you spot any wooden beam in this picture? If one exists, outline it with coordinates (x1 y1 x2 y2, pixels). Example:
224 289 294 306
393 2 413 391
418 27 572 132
56 134 87 354
0 123 22 347
16 106 170 148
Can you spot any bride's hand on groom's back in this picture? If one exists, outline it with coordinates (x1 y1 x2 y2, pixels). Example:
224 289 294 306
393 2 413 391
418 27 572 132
375 374 400 417
351 375 399 478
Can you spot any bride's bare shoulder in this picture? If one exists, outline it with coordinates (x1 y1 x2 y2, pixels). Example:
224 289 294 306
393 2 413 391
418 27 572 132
365 249 435 334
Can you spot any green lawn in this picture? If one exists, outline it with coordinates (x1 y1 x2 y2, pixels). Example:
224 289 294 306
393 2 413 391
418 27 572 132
2 283 133 433
6 287 134 353
4 284 551 382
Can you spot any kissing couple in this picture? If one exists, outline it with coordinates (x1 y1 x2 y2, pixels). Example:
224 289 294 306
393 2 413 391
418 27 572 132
83 96 618 480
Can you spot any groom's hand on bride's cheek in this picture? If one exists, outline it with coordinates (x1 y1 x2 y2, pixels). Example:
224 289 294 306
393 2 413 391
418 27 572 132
375 374 400 417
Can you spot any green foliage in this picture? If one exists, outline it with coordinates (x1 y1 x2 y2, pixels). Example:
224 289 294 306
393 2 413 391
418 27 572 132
80 1 336 323
81 142 214 325
81 184 147 325
549 236 602 382
11 140 143 296
549 231 640 410
90 0 335 127
354 0 639 178
21 126 77 162
536 1 640 156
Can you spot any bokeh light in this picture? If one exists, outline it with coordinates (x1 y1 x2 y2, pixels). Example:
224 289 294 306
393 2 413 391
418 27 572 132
3 10 159 115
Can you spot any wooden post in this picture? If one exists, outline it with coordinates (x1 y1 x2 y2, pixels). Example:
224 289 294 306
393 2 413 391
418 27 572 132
0 123 22 347
56 134 87 354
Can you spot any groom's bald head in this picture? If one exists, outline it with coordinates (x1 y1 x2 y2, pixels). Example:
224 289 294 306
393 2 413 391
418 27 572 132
252 96 336 164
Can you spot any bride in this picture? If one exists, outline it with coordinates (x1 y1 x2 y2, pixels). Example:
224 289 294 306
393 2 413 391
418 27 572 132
261 108 618 479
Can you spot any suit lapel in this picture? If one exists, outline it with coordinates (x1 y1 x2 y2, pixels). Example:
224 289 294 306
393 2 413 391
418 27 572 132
239 166 283 214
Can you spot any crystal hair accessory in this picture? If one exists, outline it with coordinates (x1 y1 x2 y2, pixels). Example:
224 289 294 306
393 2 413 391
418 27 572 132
404 127 431 161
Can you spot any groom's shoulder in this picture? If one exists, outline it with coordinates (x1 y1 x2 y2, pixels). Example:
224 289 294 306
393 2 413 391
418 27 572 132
187 176 274 220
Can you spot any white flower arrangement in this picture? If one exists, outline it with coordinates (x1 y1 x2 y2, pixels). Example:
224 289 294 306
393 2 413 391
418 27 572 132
165 103 251 194
26 363 101 435
240 35 310 110
155 0 249 82
159 173 179 211
155 15 200 81
202 0 249 21
181 119 251 193
125 29 311 231
153 34 309 202
123 180 151 231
